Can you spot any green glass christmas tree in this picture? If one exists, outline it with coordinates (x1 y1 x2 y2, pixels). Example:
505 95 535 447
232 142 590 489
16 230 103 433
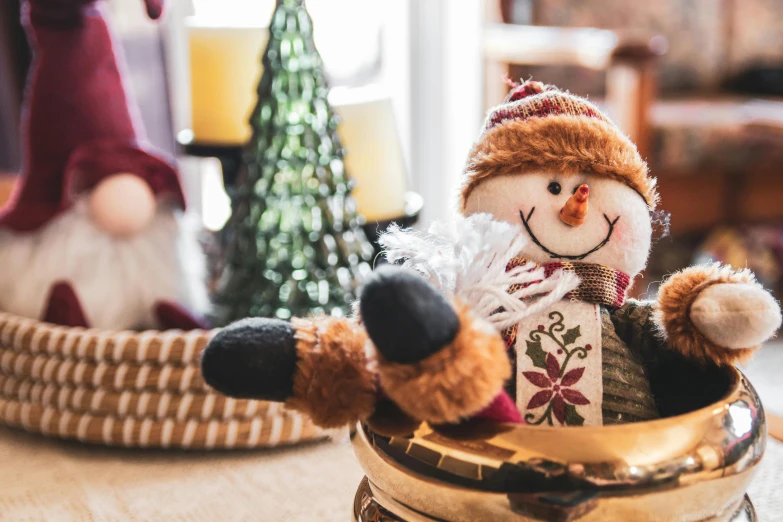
213 0 374 324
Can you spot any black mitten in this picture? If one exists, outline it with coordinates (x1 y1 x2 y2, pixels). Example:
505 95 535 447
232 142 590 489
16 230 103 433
201 318 298 401
360 266 460 364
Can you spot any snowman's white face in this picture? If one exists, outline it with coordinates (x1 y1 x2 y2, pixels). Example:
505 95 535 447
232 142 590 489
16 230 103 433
463 172 652 277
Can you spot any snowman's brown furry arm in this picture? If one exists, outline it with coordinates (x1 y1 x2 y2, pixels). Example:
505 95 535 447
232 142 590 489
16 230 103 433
202 315 378 429
654 264 781 366
286 302 510 429
377 301 510 424
285 316 378 428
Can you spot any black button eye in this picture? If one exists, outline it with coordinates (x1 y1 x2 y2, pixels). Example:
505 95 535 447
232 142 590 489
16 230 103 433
547 182 561 195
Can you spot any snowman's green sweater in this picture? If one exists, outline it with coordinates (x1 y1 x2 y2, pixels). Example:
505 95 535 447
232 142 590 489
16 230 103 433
506 299 665 425
599 299 663 424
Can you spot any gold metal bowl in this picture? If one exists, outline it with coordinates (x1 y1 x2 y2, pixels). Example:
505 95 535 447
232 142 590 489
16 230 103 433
352 366 765 521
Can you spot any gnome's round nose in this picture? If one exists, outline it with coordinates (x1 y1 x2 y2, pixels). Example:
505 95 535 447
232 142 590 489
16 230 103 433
560 184 589 226
89 174 158 237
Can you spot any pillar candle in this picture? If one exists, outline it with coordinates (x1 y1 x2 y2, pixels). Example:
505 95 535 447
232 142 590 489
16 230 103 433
330 86 408 222
187 20 268 145
187 22 407 222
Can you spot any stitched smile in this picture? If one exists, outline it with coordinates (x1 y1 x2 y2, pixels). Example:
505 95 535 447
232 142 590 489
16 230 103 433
519 208 620 260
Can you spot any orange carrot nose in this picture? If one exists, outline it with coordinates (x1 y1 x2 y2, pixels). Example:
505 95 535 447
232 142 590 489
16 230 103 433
560 184 589 226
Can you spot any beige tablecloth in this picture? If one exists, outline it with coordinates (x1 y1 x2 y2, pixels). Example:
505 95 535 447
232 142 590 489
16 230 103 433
0 345 780 521
0 427 363 521
0 425 781 521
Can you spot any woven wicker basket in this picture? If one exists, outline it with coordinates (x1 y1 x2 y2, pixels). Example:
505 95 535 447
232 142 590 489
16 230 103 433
0 312 324 449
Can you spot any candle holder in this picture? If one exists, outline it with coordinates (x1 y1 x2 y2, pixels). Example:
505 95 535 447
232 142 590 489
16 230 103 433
177 130 244 189
178 126 422 254
178 128 422 273
363 191 423 264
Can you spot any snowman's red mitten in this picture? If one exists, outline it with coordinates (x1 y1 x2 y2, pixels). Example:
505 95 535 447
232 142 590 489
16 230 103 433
154 300 209 331
361 266 513 425
42 281 89 328
654 263 781 366
471 392 524 424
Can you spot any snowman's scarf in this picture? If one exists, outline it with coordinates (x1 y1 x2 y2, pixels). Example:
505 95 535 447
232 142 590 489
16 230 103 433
505 256 631 309
500 256 632 350
379 214 580 331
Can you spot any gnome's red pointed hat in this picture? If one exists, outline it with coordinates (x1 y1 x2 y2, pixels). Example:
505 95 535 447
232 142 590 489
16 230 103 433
0 0 185 233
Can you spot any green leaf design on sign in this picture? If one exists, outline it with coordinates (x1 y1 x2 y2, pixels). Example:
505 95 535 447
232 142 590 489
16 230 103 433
561 326 581 346
564 403 585 426
525 340 548 369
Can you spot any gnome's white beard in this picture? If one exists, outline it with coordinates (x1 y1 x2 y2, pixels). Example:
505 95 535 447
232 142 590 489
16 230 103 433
0 199 210 330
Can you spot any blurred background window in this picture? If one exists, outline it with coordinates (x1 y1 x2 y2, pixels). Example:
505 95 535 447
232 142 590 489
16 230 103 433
175 0 417 228
191 0 383 87
490 0 783 301
7 0 782 296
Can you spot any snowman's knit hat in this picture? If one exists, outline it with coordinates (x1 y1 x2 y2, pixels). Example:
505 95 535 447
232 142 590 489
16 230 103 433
461 81 657 210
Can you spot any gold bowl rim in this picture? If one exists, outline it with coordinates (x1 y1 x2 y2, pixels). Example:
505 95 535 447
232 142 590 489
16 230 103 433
458 364 744 435
357 366 766 495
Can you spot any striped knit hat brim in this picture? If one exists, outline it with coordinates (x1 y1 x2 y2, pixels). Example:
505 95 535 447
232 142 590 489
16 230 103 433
461 87 658 211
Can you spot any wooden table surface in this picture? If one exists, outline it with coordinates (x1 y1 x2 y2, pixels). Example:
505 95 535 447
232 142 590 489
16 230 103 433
0 424 780 521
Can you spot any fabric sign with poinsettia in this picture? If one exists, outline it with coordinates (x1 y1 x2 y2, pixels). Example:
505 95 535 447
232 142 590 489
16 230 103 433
514 302 603 426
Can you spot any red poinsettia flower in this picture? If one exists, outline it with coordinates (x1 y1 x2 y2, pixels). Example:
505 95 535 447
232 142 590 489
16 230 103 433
523 353 590 425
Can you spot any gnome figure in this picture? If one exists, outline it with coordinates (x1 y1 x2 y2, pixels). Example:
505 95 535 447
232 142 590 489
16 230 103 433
0 0 209 331
201 81 781 431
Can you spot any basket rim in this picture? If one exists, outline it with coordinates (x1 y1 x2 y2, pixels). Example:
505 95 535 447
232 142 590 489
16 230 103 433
0 311 216 366
0 311 214 336
0 395 324 449
0 372 288 421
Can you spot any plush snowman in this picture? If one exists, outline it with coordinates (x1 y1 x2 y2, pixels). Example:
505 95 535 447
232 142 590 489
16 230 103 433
0 0 208 331
201 81 781 430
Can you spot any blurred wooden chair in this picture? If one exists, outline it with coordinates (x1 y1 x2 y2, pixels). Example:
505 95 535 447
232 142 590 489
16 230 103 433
483 1 666 161
489 0 783 239
484 0 783 302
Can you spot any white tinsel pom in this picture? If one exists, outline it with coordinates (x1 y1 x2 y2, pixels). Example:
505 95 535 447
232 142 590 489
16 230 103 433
379 214 579 331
